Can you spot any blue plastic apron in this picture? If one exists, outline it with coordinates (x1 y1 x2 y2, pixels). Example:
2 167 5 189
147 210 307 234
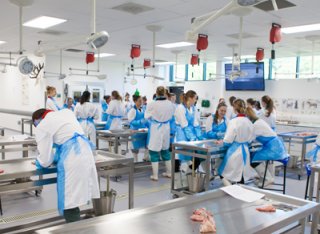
130 106 148 149
307 144 320 163
218 141 249 176
252 136 287 162
36 133 94 215
101 102 109 121
206 116 227 140
105 115 122 130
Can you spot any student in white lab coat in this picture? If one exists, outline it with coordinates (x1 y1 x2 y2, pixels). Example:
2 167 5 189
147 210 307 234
225 96 236 120
254 100 262 116
246 107 287 186
175 90 204 172
32 108 100 223
101 95 111 121
74 91 99 146
206 102 228 140
218 99 256 186
46 86 61 111
260 95 277 131
105 91 125 130
145 86 175 181
124 92 133 117
63 97 75 111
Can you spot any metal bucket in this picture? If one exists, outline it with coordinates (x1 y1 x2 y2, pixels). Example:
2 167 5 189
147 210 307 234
287 155 298 168
186 172 206 193
93 189 117 216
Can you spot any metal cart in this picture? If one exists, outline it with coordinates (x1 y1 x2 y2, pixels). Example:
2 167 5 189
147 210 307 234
21 118 33 136
278 131 318 180
171 140 227 197
36 185 320 234
0 150 134 216
0 135 37 160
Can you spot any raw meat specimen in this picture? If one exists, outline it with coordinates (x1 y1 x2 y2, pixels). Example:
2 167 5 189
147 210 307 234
256 205 276 212
190 208 216 233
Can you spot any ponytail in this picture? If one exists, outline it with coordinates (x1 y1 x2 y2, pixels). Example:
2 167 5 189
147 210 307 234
233 99 246 114
80 91 90 105
261 95 274 117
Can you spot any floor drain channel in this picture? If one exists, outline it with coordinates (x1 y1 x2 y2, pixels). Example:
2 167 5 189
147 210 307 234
1 209 56 224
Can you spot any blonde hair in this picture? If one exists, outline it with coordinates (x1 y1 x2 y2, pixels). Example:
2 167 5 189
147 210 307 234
245 106 258 122
46 86 56 94
111 90 122 101
233 99 246 114
156 86 165 97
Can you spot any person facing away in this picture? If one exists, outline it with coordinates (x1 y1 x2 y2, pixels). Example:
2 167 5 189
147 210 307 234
32 108 100 223
46 86 61 111
105 90 125 130
145 86 175 181
259 95 277 131
74 91 99 146
225 96 237 120
218 99 256 186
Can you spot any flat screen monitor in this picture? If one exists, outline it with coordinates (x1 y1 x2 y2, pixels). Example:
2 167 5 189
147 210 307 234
225 62 265 91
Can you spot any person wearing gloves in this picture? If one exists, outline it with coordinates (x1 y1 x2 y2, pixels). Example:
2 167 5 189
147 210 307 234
260 95 277 131
46 86 61 111
246 107 288 187
105 91 124 130
218 99 256 186
142 96 148 112
101 95 111 121
32 108 100 223
206 102 228 140
63 97 75 111
128 95 149 162
74 91 99 146
306 133 320 164
145 86 175 181
175 90 203 172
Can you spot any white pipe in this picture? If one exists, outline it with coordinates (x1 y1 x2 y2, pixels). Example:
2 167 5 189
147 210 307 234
91 0 96 34
271 0 279 11
190 1 235 34
175 54 178 78
239 16 243 60
152 31 156 67
19 6 23 54
312 40 315 75
59 49 62 75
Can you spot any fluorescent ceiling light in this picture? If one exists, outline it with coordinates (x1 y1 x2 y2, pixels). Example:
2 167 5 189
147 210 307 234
282 23 320 34
0 41 6 45
155 62 175 65
156 41 194 49
223 55 256 60
95 53 115 58
23 16 67 29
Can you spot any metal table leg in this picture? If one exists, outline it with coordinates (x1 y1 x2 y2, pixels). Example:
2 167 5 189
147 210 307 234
300 139 307 180
22 144 28 158
30 122 33 136
128 161 134 209
308 169 316 222
21 119 25 135
311 210 319 234
171 146 175 192
115 137 119 154
204 152 211 191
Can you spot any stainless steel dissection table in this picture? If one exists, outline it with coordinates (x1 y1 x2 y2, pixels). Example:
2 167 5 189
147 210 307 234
0 135 37 160
36 186 320 234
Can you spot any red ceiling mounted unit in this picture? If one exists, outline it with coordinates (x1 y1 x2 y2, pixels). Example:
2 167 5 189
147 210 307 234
196 34 208 65
190 54 199 66
130 44 141 71
143 59 151 69
270 23 282 59
86 52 95 64
255 48 264 73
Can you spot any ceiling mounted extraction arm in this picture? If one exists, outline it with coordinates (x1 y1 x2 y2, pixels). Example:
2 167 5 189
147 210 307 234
186 0 278 41
87 0 109 49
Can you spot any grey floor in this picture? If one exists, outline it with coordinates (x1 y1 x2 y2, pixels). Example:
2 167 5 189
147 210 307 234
0 129 315 232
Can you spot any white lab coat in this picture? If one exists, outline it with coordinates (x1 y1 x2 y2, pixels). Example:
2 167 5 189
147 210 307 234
106 100 125 130
46 97 61 111
74 102 99 145
34 109 100 214
124 100 133 116
225 106 236 120
220 116 256 182
205 115 228 133
259 109 277 130
174 104 200 129
145 99 175 152
253 119 277 138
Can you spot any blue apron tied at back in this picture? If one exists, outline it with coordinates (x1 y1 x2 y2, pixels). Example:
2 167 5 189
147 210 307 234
151 118 170 129
307 144 320 163
105 114 123 130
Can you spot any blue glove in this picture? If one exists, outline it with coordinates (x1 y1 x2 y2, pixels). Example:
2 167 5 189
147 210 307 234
183 127 196 141
35 159 44 169
195 126 204 140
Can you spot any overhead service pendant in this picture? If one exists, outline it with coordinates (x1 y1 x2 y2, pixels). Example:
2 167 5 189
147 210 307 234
255 48 264 73
270 23 282 60
130 44 141 71
196 34 209 65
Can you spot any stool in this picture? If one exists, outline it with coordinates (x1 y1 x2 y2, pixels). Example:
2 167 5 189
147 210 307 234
260 156 290 194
